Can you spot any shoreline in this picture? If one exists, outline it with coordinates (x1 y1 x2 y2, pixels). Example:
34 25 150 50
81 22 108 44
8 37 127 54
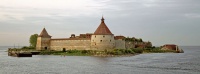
7 48 181 57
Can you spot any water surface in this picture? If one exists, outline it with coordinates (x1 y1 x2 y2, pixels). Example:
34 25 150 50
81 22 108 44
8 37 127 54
0 46 200 74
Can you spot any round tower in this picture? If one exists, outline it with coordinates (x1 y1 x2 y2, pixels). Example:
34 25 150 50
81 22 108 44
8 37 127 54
36 28 51 50
91 17 115 50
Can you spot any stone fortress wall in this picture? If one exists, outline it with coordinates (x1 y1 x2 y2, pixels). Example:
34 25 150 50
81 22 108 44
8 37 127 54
115 39 126 49
50 39 91 51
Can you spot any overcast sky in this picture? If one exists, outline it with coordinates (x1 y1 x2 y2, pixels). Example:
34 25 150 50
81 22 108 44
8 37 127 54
0 0 200 46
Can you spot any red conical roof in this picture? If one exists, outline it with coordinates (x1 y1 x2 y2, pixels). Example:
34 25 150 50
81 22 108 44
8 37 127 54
94 17 113 35
38 28 51 38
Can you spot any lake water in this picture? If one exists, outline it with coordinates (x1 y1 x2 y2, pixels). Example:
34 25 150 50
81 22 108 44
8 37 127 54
0 46 200 74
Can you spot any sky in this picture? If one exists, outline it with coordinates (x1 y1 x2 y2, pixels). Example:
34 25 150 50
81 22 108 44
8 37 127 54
0 0 200 46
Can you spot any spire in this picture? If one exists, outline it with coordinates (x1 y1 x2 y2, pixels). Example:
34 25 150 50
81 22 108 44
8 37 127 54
94 17 113 35
38 28 51 38
101 16 104 22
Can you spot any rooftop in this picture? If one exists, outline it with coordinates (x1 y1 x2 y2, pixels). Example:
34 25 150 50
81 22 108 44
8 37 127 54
94 16 113 35
38 28 51 38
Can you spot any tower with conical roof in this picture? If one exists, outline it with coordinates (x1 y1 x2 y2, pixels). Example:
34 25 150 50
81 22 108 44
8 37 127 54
36 28 52 50
91 16 115 50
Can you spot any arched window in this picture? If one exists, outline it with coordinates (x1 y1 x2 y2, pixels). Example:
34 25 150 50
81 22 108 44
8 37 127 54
100 40 102 42
103 36 105 37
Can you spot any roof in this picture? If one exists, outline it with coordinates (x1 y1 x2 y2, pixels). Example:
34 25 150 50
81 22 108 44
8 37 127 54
164 44 176 46
115 36 125 40
38 28 51 38
94 17 113 35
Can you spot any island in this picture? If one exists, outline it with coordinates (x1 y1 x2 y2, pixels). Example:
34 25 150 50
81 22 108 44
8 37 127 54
8 17 184 57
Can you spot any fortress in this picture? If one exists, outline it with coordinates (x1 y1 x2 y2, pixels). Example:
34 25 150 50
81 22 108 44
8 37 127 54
36 17 152 51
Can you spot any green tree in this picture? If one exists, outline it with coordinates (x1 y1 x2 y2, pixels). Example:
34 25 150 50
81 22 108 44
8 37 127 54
29 34 38 48
139 38 143 42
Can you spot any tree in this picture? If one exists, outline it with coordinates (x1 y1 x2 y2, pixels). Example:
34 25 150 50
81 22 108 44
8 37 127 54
29 34 38 48
139 38 143 42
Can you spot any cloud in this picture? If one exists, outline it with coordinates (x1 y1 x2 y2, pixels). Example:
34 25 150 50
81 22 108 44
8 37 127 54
0 0 110 21
184 13 200 18
0 0 200 46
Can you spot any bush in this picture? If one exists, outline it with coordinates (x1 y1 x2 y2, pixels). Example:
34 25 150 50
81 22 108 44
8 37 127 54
119 49 125 54
106 51 114 55
125 49 135 54
81 50 88 54
131 48 143 53
67 49 79 53
115 51 123 55
106 49 135 55
104 49 108 53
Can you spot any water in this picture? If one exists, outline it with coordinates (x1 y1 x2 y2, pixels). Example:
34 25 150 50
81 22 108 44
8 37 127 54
0 46 200 74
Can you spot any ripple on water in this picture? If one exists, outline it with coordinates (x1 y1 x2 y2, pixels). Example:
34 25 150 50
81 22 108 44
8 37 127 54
0 46 200 74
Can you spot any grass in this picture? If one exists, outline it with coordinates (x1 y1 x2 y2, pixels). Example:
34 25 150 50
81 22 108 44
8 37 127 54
143 47 176 53
39 50 93 56
131 48 143 53
38 49 136 56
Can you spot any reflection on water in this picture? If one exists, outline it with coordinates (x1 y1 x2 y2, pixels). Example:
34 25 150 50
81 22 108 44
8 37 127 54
0 46 200 74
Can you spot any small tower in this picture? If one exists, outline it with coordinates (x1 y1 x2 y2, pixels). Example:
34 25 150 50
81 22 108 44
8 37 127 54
36 28 51 50
91 16 115 50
